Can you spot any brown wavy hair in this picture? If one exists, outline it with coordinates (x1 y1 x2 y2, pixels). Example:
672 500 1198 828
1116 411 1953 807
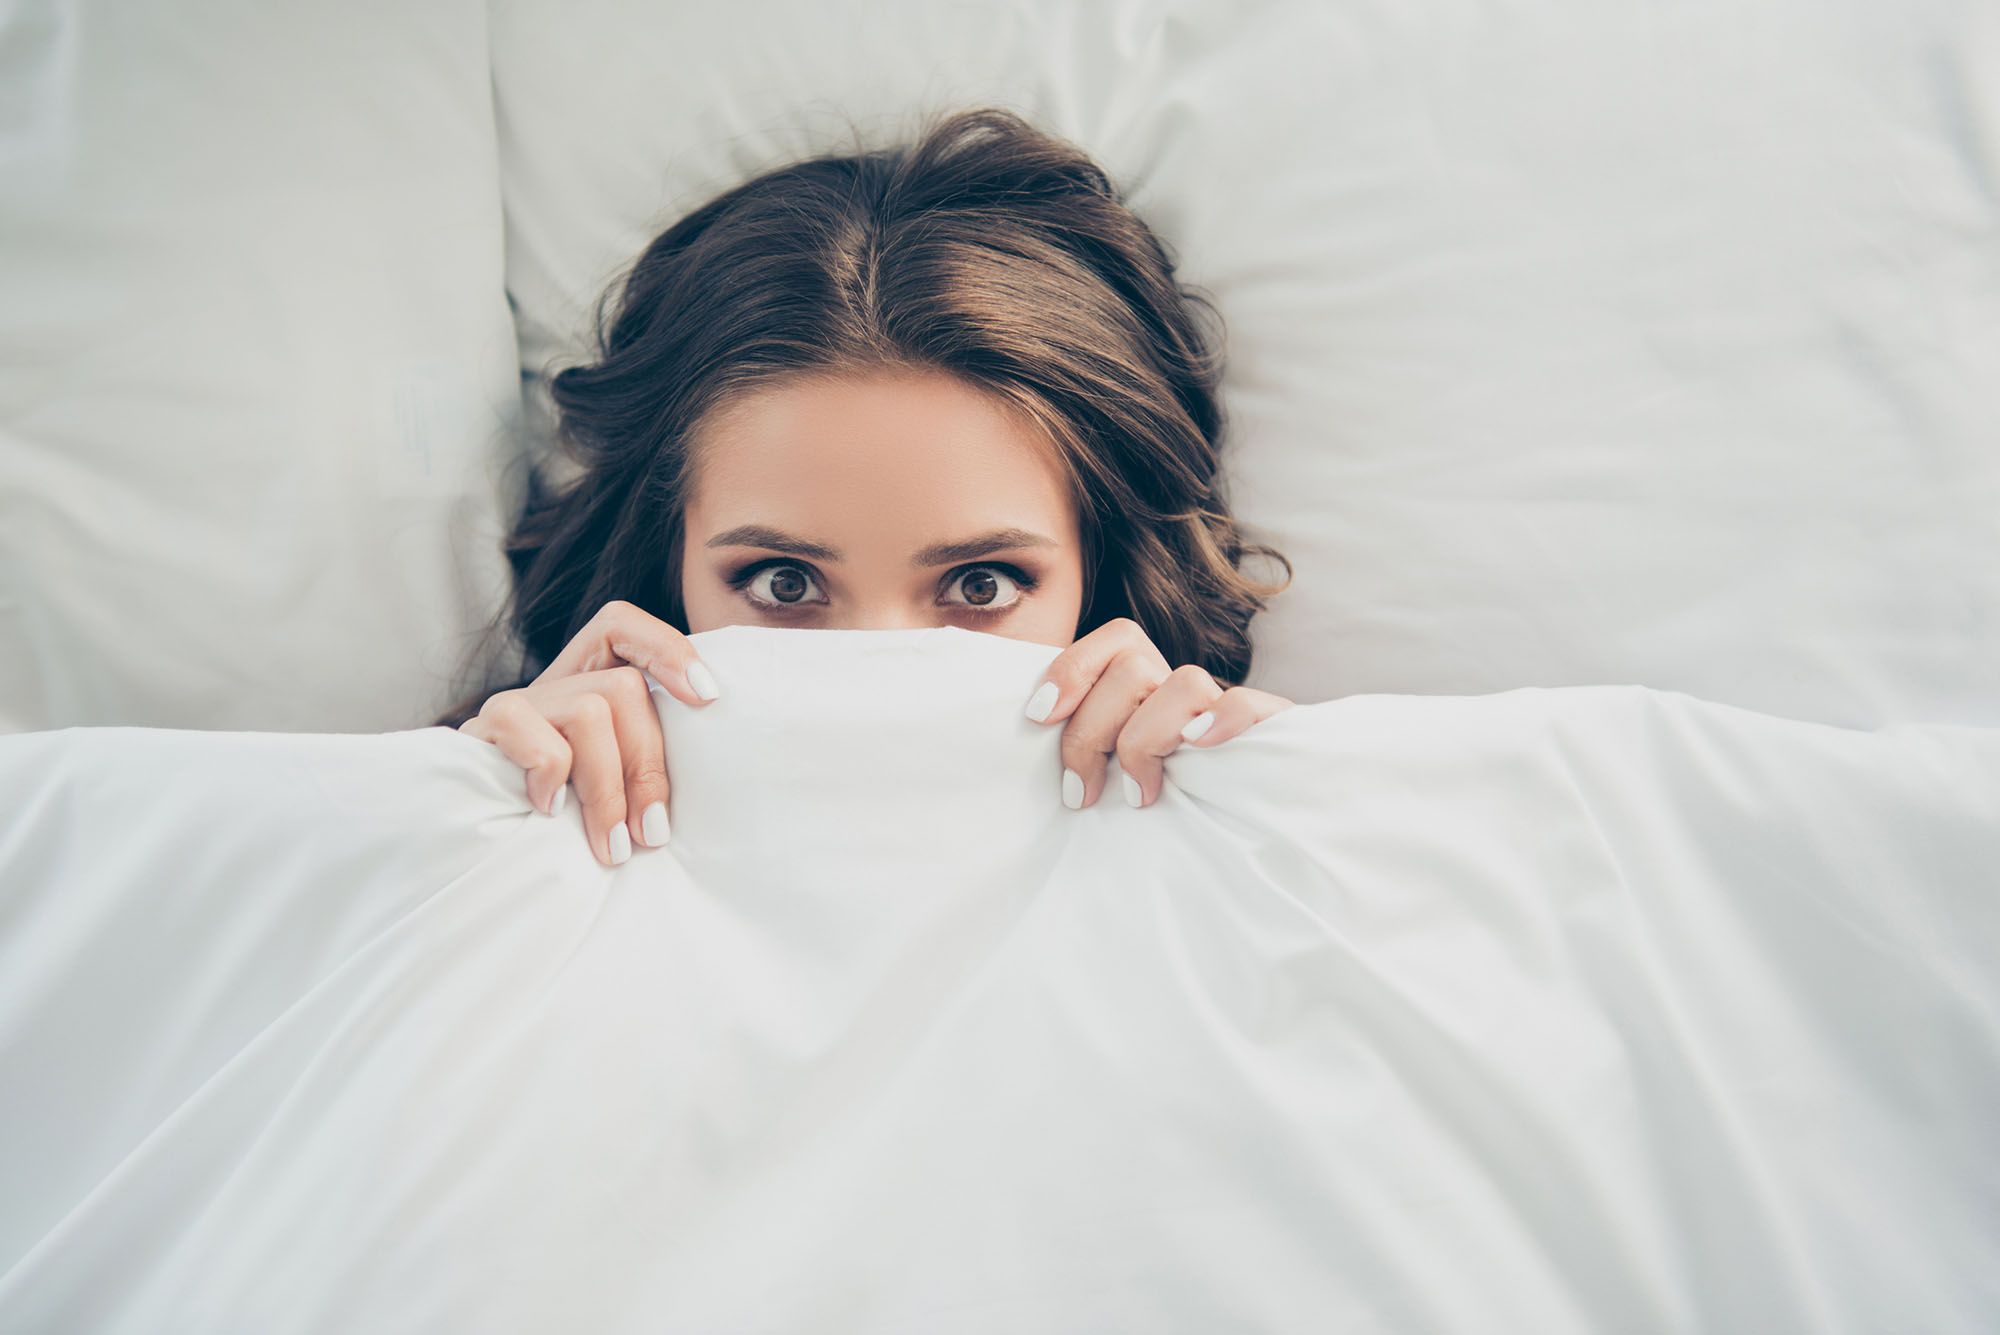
433 106 1290 729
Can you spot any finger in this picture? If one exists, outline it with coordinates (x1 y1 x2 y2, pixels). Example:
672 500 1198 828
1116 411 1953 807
1057 646 1172 809
538 599 722 710
544 689 630 866
1173 685 1296 750
1115 664 1226 808
569 664 673 849
1021 617 1164 729
463 691 574 816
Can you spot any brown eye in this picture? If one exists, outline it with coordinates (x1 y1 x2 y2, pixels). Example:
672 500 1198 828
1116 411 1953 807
768 567 809 603
944 564 1029 613
739 562 828 610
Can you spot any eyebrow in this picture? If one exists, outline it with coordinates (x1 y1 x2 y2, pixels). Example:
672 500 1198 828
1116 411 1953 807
705 524 1058 566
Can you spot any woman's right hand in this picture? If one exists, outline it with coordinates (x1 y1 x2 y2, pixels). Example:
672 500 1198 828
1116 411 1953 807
456 600 722 866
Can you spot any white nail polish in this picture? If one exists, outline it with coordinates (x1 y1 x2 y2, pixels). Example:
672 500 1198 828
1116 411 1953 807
1062 768 1084 810
549 784 567 817
608 823 632 865
686 660 721 702
1024 679 1059 722
1181 711 1216 742
641 800 670 846
1122 773 1144 808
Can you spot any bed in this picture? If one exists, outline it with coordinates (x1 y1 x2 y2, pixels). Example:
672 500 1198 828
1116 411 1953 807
1 0 1995 1329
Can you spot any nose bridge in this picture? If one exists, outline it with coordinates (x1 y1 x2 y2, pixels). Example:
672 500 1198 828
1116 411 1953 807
829 573 934 631
823 554 943 630
838 602 932 632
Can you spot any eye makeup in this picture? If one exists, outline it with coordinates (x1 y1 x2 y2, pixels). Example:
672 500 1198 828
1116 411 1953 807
722 558 1040 617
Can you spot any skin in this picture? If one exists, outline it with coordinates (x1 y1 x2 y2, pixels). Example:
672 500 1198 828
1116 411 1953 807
459 364 1294 866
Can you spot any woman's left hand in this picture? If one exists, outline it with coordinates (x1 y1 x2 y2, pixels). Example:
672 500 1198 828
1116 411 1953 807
1021 616 1295 810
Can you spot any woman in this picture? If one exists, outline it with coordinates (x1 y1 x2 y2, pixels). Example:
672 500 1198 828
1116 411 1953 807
437 106 1295 868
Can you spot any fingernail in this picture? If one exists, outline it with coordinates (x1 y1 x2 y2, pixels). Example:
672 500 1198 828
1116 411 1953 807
549 784 567 817
608 823 632 865
1122 773 1144 808
1062 768 1084 810
686 660 721 702
1024 679 1059 722
641 800 670 846
1181 711 1216 742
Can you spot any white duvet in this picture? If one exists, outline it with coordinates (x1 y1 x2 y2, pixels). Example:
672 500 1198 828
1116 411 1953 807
1 625 1995 1332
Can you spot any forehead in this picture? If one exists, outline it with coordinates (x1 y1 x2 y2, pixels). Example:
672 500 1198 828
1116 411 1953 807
687 366 1074 528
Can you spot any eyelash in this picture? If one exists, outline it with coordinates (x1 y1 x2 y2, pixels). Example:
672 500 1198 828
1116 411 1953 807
725 559 1039 617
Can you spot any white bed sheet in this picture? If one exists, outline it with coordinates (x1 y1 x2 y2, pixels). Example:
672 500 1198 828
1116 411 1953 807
0 625 1995 1331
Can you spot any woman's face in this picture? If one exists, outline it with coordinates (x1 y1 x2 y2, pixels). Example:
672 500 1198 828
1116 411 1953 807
680 365 1086 647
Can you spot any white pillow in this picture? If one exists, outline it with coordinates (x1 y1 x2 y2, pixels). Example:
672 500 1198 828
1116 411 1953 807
490 0 2000 728
0 0 522 733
